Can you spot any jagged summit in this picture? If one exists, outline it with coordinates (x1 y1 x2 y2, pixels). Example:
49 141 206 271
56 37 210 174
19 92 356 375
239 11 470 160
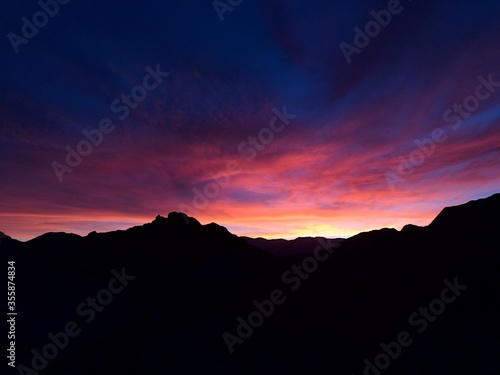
152 212 202 227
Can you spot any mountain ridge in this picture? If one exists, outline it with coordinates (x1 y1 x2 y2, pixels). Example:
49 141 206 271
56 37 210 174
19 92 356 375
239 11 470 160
2 192 499 247
0 193 499 374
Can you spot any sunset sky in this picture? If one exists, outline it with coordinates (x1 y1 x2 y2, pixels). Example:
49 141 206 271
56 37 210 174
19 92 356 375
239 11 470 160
1 1 499 241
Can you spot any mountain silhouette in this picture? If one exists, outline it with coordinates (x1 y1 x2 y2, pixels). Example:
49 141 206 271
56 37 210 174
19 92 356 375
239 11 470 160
242 236 344 256
1 193 499 374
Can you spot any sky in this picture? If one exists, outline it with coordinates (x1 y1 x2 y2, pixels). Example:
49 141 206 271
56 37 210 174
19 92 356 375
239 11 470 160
1 0 499 241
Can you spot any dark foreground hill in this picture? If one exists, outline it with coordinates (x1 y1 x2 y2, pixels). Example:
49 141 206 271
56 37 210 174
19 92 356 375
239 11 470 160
1 194 499 375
